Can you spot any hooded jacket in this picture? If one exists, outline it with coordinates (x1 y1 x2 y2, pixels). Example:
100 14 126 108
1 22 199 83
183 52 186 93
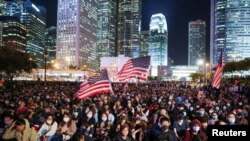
15 119 39 141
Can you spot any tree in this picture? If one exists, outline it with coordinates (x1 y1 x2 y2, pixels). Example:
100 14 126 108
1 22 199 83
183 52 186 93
223 58 250 76
190 73 204 82
0 46 37 80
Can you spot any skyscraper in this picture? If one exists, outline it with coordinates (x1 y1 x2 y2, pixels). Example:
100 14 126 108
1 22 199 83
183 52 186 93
0 16 26 52
117 0 142 58
45 26 57 62
140 30 149 57
188 20 206 66
148 13 168 76
96 0 117 65
20 0 46 67
56 0 97 69
211 0 250 64
5 0 23 16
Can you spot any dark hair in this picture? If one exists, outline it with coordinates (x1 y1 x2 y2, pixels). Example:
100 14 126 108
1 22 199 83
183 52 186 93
15 119 26 126
46 114 56 124
4 114 14 120
160 117 170 124
120 124 129 132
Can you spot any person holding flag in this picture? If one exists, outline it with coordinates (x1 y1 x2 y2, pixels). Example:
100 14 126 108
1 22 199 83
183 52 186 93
212 51 224 89
76 69 112 101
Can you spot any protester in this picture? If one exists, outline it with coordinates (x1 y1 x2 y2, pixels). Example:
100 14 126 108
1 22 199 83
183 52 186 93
183 119 207 141
38 115 58 141
15 119 39 141
0 80 249 141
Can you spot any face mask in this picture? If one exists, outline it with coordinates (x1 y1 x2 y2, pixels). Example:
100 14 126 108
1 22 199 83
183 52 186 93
212 115 218 120
209 110 213 114
196 105 200 109
168 101 171 105
199 111 205 115
227 103 230 107
63 117 70 123
179 107 184 111
223 106 227 110
102 117 107 122
239 102 242 106
87 113 93 118
158 99 161 103
190 107 194 111
73 112 79 117
228 118 235 124
192 126 200 132
47 120 52 125
183 112 187 116
215 107 219 111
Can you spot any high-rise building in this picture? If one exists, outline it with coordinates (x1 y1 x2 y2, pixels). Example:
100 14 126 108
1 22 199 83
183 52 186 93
0 16 26 52
5 0 23 16
148 13 168 76
20 0 46 67
96 0 117 65
0 1 6 16
56 0 97 69
45 26 57 62
117 0 142 58
140 30 149 57
211 0 226 65
188 20 206 66
211 0 250 64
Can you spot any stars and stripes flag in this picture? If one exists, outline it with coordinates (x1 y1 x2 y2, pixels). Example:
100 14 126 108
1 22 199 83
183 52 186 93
0 75 4 88
118 56 150 82
212 51 224 89
76 69 112 100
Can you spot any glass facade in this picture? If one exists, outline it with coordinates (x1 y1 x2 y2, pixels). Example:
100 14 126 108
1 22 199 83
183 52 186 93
117 0 142 58
21 1 46 67
45 26 57 62
211 0 250 64
56 0 97 69
96 0 117 65
188 20 206 66
148 13 168 76
0 16 26 52
140 30 149 57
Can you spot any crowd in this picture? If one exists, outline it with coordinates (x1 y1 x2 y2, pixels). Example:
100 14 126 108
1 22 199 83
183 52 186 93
0 80 249 141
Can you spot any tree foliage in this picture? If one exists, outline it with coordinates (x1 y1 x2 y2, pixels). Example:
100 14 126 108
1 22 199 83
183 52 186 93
223 58 250 75
190 73 204 81
0 46 37 79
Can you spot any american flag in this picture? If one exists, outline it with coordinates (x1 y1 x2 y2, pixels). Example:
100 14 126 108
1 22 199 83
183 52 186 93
77 69 112 100
212 51 224 89
118 56 150 82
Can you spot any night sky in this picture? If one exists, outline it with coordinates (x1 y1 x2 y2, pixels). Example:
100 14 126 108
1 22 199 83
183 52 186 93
33 0 210 65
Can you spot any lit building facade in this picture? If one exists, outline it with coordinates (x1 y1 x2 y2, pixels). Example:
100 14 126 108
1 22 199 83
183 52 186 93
0 1 6 16
148 13 168 76
211 0 250 64
117 0 142 58
45 26 57 62
56 0 97 69
188 20 206 66
20 0 46 67
96 0 117 65
140 30 149 57
0 16 26 52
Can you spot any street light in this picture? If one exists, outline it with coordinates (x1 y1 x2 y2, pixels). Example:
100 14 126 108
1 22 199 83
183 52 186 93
44 49 48 85
205 63 210 84
53 63 59 69
65 57 70 69
83 65 87 80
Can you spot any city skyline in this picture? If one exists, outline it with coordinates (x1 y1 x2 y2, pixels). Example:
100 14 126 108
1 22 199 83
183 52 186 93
33 0 211 65
211 0 250 65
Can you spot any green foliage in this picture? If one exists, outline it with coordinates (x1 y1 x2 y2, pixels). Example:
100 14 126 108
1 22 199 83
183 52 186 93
190 73 204 81
224 58 250 75
0 46 37 79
